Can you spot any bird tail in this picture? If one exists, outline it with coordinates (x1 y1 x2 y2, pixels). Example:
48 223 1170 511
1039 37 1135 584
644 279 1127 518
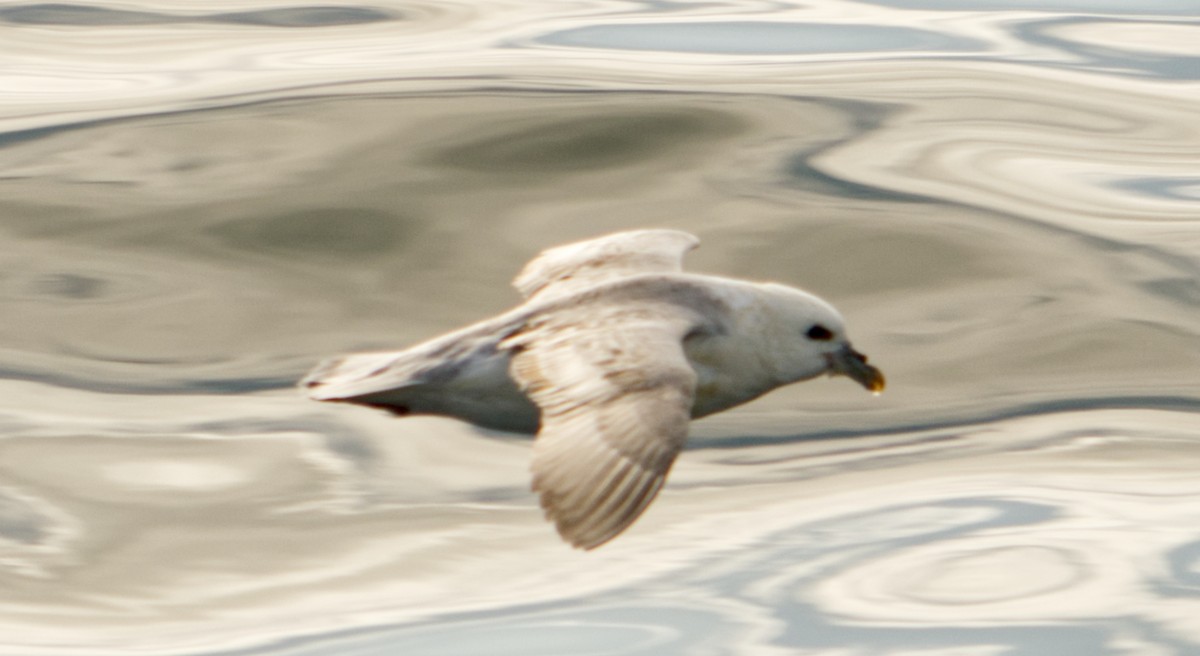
301 351 411 401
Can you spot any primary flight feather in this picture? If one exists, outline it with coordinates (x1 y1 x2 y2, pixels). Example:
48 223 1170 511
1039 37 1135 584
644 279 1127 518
303 229 884 549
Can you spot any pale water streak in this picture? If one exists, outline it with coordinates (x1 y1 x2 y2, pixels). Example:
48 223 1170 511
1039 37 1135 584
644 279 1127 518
0 0 1198 655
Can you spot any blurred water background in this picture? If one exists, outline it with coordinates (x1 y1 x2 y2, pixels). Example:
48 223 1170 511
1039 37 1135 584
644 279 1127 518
1 0 1199 654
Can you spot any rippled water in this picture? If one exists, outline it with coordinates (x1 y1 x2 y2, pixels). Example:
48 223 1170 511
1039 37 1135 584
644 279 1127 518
2 1 1198 654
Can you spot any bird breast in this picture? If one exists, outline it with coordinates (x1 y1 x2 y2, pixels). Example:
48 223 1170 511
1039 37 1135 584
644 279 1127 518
683 329 777 418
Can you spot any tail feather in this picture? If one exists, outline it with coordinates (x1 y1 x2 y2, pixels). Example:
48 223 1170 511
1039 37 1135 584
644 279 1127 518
301 351 415 401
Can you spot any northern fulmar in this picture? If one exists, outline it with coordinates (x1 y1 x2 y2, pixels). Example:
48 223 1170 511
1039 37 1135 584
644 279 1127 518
303 229 884 549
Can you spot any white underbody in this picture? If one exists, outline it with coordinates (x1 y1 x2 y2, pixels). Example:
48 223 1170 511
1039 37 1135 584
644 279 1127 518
304 272 824 434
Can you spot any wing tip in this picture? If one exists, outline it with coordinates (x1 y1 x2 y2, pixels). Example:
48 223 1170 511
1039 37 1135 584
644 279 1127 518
532 460 667 551
513 229 701 299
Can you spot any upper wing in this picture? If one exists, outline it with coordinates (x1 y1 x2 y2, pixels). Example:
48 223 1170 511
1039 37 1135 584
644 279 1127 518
513 229 699 300
502 303 699 549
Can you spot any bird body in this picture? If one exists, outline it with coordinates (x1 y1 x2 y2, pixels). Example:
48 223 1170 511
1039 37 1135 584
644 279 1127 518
303 230 884 549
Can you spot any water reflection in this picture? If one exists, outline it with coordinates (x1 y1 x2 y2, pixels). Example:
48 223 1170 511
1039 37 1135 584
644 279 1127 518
0 4 395 27
431 107 745 173
858 0 1200 14
536 22 985 55
189 411 1199 656
0 0 1198 654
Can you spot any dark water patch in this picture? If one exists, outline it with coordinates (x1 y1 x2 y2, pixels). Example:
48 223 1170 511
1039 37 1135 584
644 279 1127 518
0 490 55 545
210 208 410 260
214 7 395 28
1162 541 1200 594
0 3 164 25
431 109 743 174
1083 237 1200 309
0 124 74 150
0 261 165 305
780 98 935 203
536 22 986 55
27 273 106 300
784 152 932 203
0 3 396 28
1113 176 1200 201
1141 279 1200 308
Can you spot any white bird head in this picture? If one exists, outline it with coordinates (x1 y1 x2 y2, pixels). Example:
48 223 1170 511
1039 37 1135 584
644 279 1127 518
756 283 885 393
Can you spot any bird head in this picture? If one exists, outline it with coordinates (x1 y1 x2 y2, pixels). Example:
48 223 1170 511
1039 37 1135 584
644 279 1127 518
760 284 885 393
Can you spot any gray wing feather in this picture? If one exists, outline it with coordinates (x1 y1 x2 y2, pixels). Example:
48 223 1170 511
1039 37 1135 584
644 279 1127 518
302 313 518 402
513 229 699 300
503 304 698 549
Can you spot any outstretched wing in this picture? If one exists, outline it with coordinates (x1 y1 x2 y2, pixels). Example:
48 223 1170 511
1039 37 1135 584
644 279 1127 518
502 303 699 549
513 229 699 300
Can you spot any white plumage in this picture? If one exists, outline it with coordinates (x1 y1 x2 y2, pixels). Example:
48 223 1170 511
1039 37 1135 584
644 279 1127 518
303 229 884 549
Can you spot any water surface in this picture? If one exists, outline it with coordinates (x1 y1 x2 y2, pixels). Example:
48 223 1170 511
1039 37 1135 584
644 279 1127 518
1 1 1198 654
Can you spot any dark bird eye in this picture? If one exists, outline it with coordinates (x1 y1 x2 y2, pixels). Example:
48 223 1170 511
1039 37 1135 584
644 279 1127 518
806 324 834 341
